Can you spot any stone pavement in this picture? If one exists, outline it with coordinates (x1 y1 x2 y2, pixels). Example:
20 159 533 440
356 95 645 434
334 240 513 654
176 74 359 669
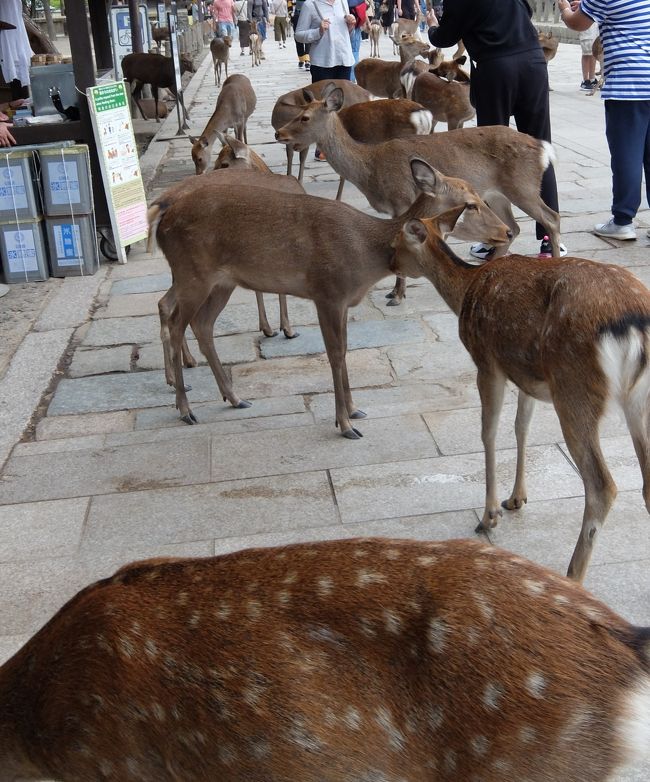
0 32 649 778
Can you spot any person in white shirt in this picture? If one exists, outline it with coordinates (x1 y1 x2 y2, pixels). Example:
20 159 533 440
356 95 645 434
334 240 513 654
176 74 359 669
295 0 355 81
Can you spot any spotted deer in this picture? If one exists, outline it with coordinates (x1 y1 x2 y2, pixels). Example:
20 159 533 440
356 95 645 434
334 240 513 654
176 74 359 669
391 210 650 581
1 537 649 782
148 159 510 433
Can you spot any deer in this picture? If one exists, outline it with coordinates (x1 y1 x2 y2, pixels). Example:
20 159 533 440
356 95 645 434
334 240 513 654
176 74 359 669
210 34 232 86
276 82 562 305
392 210 650 582
190 74 257 174
1 536 649 782
155 167 304 387
429 53 470 83
250 20 263 66
355 35 431 99
400 63 475 130
121 51 195 123
368 18 382 57
213 131 270 172
538 29 559 63
148 159 511 433
589 35 605 94
271 79 370 184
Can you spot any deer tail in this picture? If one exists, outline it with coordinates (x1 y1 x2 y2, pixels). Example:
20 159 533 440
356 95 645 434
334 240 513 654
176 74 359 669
146 200 168 254
410 109 433 135
400 64 417 100
540 140 556 172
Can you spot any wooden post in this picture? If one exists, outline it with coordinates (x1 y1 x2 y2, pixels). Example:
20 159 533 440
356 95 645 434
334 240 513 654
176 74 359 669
128 0 143 53
88 0 113 71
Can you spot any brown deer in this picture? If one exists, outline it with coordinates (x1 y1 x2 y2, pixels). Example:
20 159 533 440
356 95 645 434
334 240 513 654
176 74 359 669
190 74 257 174
271 79 370 183
250 20 263 66
400 63 475 130
590 35 605 94
1 537 649 782
210 34 232 86
538 30 559 63
355 34 431 98
429 53 470 82
368 18 382 57
276 82 562 305
392 210 650 581
149 159 510 433
121 51 195 124
213 132 270 172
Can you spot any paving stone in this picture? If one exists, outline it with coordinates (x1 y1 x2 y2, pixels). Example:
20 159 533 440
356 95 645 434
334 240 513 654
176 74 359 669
48 366 224 416
259 319 426 359
109 256 170 280
231 348 393 399
0 437 211 504
97 291 164 319
36 410 135 440
12 435 105 457
212 509 484 555
368 284 449 317
110 272 172 296
585 558 650 628
68 346 133 377
34 272 106 332
330 445 585 525
0 497 88 562
135 394 307 429
211 414 438 482
136 332 257 370
560 434 644 494
0 634 29 665
81 472 337 554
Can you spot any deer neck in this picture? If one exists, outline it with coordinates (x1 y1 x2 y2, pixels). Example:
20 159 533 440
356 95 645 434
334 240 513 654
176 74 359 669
317 113 373 192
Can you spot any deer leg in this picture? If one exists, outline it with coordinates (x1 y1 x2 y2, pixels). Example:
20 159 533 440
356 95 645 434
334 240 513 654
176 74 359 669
340 312 365 420
214 61 218 85
235 122 245 143
285 144 293 176
316 301 362 439
482 190 518 258
169 292 209 424
190 285 252 410
622 395 650 512
255 291 278 337
335 177 346 201
243 123 248 145
131 83 149 120
385 275 406 305
279 294 298 339
502 390 535 511
152 86 161 124
159 288 198 388
298 147 308 183
475 368 508 532
554 392 616 582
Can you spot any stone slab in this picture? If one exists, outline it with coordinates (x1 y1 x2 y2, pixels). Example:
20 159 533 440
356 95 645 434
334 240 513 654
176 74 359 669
110 272 172 296
68 346 134 377
136 332 257 370
0 436 211 504
210 414 439 483
560 434 644 494
135 394 307 430
368 285 449 317
81 471 338 555
109 257 170 281
0 497 88 562
97 291 165 319
34 271 106 332
36 410 135 441
330 445 585 525
12 435 105 457
259 319 426 359
0 634 29 666
231 348 393 399
48 366 226 416
585 558 650 627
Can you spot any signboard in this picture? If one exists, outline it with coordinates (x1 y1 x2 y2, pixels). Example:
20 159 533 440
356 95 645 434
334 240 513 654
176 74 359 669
87 81 148 263
157 2 167 25
110 4 153 79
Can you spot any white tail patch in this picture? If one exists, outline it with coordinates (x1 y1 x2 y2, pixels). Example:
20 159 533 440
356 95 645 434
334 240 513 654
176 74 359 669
597 330 650 417
400 70 417 100
540 140 556 172
410 109 433 135
615 676 650 772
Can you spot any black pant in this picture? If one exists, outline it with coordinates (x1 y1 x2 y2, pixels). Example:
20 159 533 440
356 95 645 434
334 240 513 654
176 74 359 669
309 64 353 82
291 14 310 59
471 50 559 241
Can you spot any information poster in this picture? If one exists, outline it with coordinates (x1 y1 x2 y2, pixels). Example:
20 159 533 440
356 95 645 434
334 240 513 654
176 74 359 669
87 81 148 263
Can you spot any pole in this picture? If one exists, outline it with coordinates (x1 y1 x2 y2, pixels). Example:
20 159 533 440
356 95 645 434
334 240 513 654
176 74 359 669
128 0 143 53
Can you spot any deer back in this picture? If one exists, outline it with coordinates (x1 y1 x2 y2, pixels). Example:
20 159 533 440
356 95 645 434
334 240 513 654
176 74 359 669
338 98 432 141
1 538 648 782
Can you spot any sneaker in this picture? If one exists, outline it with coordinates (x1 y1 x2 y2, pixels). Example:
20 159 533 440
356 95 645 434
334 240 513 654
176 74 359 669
469 243 495 261
538 236 568 258
593 218 636 240
314 149 327 161
298 61 304 68
580 79 592 91
240 50 246 55
305 62 310 70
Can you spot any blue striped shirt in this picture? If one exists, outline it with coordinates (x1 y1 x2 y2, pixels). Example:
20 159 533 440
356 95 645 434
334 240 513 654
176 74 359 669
580 0 650 100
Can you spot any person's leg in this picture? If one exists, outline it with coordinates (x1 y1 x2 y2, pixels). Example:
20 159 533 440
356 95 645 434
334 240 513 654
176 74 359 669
605 100 649 225
582 53 596 83
350 26 361 79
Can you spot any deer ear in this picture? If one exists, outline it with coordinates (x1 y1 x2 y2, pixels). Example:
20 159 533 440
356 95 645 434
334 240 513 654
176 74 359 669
456 55 467 65
324 87 344 112
434 205 466 236
215 131 228 147
188 135 199 144
409 157 440 195
403 219 428 245
302 88 316 103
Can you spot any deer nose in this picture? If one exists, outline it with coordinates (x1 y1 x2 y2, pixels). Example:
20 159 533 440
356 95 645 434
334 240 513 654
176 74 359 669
506 230 514 239
274 131 280 140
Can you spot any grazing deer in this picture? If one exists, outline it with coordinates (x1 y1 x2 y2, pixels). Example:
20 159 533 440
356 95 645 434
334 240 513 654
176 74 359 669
368 18 382 57
355 35 431 98
1 537 649 782
271 79 370 183
276 82 562 305
210 34 232 86
400 63 475 130
190 74 257 174
213 132 270 172
392 211 650 581
149 159 510 433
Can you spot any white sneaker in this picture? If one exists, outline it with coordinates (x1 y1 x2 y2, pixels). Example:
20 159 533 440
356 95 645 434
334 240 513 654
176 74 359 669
594 218 636 240
0 283 8 298
469 242 495 261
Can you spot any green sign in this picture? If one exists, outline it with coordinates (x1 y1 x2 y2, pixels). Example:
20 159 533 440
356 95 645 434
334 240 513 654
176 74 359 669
89 82 128 113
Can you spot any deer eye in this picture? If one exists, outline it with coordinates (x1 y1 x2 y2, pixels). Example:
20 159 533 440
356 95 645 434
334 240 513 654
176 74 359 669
465 202 478 210
301 115 310 122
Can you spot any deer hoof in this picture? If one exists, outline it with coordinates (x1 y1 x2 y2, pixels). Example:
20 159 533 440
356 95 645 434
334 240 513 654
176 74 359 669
235 399 252 409
386 297 402 307
284 330 299 339
342 427 363 440
350 409 367 419
263 328 279 338
502 496 527 511
181 412 198 425
385 290 397 299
